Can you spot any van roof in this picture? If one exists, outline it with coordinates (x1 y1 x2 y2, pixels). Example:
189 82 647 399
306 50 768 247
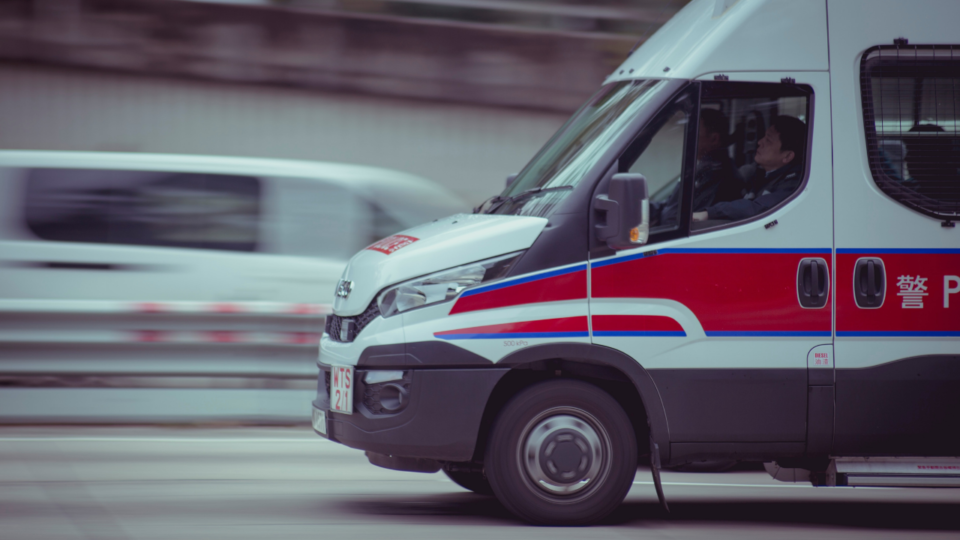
609 0 828 82
0 150 468 222
0 150 440 192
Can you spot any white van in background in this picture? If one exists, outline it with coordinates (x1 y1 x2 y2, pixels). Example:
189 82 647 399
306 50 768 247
0 152 466 305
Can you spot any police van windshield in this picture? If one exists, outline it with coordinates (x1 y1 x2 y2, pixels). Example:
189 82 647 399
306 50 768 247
485 79 672 217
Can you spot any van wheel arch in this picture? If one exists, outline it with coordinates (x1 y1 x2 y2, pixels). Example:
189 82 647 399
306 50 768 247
468 343 670 466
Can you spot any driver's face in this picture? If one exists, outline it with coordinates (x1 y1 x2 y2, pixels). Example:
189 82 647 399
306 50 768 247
754 125 791 170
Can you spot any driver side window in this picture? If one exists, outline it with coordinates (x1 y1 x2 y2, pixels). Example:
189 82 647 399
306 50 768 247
619 82 812 240
626 109 688 234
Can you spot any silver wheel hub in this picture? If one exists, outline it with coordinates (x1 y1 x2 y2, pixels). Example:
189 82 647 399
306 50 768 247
522 412 605 495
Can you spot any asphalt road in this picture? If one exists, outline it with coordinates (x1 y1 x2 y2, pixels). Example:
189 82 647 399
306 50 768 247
2 427 959 540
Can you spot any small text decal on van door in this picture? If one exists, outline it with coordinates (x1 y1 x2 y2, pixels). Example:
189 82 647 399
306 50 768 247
366 235 419 255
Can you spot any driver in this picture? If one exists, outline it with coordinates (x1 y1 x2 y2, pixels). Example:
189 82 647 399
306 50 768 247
652 108 740 226
692 115 806 222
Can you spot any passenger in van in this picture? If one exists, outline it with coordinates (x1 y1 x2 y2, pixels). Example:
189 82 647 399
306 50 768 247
652 108 741 226
692 115 806 222
903 124 960 202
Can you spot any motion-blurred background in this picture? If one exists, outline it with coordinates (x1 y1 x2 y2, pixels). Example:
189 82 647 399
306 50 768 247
0 0 686 203
0 0 686 423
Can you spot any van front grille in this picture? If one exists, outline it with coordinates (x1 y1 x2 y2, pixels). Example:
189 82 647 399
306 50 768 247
325 299 380 343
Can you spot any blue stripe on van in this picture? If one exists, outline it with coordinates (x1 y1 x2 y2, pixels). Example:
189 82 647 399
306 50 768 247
435 331 589 340
591 248 832 269
836 248 960 254
593 330 686 337
837 331 960 337
705 331 832 338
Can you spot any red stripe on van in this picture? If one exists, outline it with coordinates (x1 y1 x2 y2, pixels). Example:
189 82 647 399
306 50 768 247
592 315 683 332
435 317 588 336
449 269 586 315
592 252 831 334
836 252 960 333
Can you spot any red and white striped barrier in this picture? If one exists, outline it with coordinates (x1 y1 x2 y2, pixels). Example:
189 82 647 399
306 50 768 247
0 300 332 316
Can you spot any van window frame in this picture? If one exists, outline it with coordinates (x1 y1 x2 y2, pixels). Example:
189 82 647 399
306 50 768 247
689 80 815 235
860 44 960 221
607 83 701 248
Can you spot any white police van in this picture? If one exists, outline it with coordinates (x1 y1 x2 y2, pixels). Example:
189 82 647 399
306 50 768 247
313 0 960 524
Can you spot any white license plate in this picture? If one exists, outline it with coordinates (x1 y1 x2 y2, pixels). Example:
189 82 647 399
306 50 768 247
329 364 354 414
312 407 327 435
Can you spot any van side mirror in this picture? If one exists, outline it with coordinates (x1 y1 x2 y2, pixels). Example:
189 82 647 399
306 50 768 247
593 173 649 250
505 173 518 188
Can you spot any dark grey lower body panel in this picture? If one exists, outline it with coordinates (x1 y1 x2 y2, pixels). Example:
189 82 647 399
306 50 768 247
314 367 508 462
835 355 960 456
671 442 805 464
648 368 808 443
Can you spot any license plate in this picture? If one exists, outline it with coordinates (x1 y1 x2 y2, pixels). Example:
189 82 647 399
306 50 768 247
329 364 354 414
312 407 327 435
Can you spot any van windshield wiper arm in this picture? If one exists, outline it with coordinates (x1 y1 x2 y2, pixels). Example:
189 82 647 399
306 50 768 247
503 185 574 204
484 185 574 214
473 194 504 214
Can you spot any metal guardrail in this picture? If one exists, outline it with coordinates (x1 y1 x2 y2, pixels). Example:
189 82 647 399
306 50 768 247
0 300 330 379
0 299 331 316
0 299 332 423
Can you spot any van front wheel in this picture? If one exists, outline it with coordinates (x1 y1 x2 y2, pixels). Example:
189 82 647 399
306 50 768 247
484 379 637 525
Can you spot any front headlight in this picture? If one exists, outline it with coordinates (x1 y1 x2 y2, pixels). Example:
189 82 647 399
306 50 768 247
377 251 523 318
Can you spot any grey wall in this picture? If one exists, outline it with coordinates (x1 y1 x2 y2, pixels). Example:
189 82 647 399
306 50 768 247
0 63 570 205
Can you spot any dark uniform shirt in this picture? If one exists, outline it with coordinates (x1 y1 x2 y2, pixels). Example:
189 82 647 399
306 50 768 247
703 161 802 221
653 149 742 227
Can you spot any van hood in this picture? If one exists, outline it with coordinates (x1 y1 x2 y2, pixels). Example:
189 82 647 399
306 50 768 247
332 213 548 315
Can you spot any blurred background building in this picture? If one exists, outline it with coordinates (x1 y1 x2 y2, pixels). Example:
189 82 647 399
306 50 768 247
0 0 685 204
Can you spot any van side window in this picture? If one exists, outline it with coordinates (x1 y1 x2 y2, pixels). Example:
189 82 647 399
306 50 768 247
691 82 811 230
861 45 960 219
23 168 261 252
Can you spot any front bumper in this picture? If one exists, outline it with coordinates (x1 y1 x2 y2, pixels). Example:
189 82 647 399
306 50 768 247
312 363 508 462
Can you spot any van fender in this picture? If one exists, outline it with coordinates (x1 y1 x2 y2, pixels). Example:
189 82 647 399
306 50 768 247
498 342 671 465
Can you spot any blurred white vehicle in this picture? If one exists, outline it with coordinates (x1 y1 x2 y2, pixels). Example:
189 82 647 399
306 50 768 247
0 151 466 304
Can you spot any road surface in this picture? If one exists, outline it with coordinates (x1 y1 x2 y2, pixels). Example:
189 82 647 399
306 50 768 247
2 427 958 539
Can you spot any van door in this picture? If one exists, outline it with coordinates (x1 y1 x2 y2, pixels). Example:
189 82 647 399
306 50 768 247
589 76 833 460
832 42 960 457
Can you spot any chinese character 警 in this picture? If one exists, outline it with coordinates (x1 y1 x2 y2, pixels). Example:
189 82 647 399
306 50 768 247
897 275 929 309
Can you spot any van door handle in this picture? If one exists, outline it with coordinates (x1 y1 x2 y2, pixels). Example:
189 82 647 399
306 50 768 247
810 260 820 300
797 258 829 308
854 258 886 308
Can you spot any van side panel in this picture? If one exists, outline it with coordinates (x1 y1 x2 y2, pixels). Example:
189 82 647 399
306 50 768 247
828 0 960 456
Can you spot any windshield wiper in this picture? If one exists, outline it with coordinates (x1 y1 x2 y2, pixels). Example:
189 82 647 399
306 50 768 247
503 185 574 205
483 185 575 214
473 194 504 214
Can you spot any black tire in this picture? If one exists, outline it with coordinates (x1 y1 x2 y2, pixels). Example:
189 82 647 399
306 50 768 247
484 379 637 525
443 467 495 496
